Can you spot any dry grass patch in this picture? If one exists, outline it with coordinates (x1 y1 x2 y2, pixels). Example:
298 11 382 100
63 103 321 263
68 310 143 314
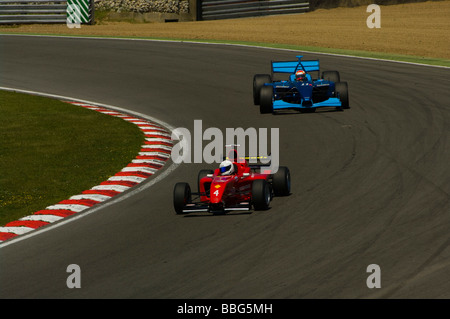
1 1 449 59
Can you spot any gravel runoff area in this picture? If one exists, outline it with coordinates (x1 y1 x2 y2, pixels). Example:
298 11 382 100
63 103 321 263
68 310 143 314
0 1 449 60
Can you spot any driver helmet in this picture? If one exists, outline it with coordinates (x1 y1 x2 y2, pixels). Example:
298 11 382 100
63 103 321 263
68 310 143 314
295 70 306 81
219 160 234 176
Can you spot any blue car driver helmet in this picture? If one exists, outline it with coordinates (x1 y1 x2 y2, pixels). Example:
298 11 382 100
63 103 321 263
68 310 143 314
295 70 307 81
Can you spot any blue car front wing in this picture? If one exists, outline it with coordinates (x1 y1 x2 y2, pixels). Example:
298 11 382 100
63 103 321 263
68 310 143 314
272 97 342 110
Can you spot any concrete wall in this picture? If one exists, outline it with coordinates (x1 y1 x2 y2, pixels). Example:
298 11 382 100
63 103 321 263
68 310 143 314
94 0 197 22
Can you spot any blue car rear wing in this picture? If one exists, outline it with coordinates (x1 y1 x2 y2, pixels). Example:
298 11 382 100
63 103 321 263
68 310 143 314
271 56 320 75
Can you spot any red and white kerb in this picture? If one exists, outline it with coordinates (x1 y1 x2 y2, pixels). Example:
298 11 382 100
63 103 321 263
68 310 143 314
0 102 173 242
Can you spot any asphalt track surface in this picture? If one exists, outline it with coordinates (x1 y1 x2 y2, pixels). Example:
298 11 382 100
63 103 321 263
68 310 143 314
0 35 449 299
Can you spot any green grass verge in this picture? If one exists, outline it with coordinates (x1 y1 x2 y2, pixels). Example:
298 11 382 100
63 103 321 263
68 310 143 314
1 32 448 67
221 41 450 68
0 90 144 226
151 38 450 67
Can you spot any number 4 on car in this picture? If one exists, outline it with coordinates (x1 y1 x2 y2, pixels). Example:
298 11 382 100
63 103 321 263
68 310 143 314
173 147 291 215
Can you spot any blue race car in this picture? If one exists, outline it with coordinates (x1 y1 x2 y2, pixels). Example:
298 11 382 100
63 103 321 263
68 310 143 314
253 56 349 114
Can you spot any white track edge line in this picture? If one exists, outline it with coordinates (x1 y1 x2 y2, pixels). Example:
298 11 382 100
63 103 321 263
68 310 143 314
1 33 449 69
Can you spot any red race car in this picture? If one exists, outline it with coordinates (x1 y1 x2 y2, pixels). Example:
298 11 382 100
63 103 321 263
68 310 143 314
173 149 291 214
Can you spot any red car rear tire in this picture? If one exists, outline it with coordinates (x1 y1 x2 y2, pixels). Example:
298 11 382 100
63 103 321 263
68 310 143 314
252 179 271 210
